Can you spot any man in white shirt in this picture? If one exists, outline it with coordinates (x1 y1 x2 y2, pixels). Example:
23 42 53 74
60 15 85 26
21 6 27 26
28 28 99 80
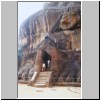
42 63 46 71
47 60 51 69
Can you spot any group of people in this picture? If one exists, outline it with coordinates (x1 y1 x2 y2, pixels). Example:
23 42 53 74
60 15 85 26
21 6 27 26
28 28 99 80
42 60 51 71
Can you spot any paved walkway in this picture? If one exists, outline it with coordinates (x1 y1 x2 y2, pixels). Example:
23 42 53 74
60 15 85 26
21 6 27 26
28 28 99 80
18 84 81 99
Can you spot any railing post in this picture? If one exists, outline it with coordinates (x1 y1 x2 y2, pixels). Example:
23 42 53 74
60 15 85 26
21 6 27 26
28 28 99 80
28 71 39 86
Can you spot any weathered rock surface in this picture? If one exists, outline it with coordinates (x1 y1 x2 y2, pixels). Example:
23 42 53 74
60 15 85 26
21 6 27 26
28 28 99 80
18 1 81 82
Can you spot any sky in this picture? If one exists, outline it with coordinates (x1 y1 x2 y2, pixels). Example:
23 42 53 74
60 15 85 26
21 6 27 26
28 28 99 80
18 2 46 33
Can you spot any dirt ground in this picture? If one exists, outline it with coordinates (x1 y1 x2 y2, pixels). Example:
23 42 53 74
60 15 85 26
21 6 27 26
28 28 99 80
18 84 81 99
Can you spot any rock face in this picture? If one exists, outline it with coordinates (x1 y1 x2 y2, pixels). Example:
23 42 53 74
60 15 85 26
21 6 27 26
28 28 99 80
18 1 81 82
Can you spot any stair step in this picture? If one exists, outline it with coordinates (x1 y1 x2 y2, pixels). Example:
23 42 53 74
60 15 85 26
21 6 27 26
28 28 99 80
38 75 48 77
37 76 48 78
34 83 47 87
36 80 47 82
33 71 52 87
39 72 51 74
36 80 48 82
38 74 49 76
35 81 47 83
39 72 49 74
39 72 49 73
37 78 48 80
36 79 48 81
38 73 49 75
38 74 48 76
40 71 51 73
35 81 47 84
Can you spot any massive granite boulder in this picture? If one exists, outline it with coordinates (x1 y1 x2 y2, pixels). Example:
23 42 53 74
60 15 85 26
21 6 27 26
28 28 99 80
18 1 81 82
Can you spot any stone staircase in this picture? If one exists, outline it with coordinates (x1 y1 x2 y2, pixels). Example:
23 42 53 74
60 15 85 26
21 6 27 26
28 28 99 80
34 71 52 87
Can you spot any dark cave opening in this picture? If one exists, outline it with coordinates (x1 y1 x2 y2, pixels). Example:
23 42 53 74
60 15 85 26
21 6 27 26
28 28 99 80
42 50 51 70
